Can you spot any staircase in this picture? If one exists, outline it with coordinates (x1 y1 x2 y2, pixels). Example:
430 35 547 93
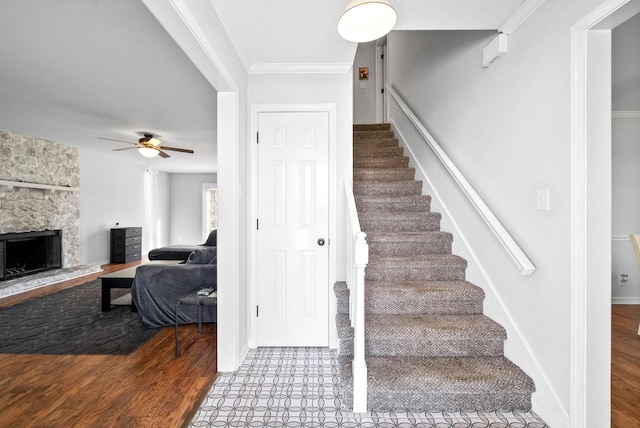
337 123 535 412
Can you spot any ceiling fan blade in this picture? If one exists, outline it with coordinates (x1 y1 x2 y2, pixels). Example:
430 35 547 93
98 137 136 145
112 146 138 152
157 150 171 158
159 146 194 154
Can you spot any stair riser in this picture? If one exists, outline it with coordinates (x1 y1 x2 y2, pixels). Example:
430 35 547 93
353 139 398 148
354 130 395 139
356 200 430 213
369 239 451 256
354 147 404 158
354 169 416 182
340 336 504 358
365 296 482 315
366 392 532 413
366 266 465 282
354 124 391 132
354 158 409 168
361 218 441 233
355 185 423 197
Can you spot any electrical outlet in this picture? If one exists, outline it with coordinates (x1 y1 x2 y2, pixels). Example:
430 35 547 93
618 273 629 286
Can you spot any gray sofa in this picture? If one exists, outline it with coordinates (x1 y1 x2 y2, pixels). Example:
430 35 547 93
131 247 217 327
147 230 217 262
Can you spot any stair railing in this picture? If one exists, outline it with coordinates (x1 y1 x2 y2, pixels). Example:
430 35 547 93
344 177 368 413
387 85 536 276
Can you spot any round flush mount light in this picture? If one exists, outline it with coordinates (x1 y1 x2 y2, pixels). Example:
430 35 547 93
338 0 397 43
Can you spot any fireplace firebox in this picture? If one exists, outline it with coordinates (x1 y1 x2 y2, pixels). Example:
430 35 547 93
0 230 62 281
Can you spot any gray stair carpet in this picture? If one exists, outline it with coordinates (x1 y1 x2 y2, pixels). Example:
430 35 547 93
337 123 535 413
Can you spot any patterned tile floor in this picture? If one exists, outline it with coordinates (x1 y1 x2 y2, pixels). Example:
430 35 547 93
190 347 549 428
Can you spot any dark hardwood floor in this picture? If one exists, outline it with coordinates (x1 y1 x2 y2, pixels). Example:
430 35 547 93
611 304 640 428
0 261 218 427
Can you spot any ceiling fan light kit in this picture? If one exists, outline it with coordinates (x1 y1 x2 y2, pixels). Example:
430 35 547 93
337 0 397 43
138 146 160 158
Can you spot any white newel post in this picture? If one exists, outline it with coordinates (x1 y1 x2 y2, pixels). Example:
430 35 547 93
352 231 368 413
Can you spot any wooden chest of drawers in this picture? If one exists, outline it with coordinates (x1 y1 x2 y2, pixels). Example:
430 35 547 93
110 227 142 263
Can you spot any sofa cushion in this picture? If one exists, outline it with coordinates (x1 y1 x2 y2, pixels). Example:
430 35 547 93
202 230 217 247
186 247 217 264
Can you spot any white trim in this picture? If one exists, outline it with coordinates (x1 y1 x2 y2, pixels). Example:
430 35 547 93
248 103 338 348
570 0 640 425
209 0 251 72
248 63 352 75
387 85 536 276
499 0 547 35
612 110 640 118
612 297 640 304
375 45 384 123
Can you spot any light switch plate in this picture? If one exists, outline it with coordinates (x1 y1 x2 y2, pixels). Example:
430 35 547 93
536 188 550 211
359 82 367 89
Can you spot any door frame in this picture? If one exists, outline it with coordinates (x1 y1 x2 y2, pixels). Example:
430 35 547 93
248 104 337 348
570 0 640 426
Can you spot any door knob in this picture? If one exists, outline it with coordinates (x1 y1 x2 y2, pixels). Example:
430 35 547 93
317 238 325 246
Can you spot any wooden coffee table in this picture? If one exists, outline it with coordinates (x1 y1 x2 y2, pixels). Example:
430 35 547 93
100 261 180 311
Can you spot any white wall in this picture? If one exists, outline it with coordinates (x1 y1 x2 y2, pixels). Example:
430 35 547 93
79 150 170 265
611 13 640 303
169 172 217 244
385 1 611 424
353 42 377 124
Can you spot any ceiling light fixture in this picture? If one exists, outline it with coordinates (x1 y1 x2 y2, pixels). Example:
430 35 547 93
138 147 159 158
337 0 397 43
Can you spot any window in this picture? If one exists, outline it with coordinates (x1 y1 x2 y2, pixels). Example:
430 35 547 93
203 183 218 239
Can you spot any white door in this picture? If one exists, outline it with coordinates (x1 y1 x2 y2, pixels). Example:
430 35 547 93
257 111 329 346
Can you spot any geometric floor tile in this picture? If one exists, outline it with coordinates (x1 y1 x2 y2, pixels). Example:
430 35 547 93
189 347 549 428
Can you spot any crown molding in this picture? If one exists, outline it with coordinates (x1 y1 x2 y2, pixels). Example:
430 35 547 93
209 0 251 72
248 63 352 75
499 0 547 35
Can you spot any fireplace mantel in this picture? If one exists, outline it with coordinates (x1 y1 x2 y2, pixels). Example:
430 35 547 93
0 179 79 198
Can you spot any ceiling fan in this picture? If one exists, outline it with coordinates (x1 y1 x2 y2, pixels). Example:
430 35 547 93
98 133 194 158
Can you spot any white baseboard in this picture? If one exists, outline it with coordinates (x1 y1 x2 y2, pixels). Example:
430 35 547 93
612 297 640 304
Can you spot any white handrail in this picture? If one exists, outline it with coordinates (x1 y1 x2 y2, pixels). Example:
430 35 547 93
387 85 536 276
344 178 368 413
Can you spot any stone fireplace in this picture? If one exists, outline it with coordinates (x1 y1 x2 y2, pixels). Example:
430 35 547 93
0 128 80 272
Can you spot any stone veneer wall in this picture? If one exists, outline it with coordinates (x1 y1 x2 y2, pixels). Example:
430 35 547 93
0 128 80 266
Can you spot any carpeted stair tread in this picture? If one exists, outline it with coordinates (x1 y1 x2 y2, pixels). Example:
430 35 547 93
355 195 431 213
365 280 484 314
354 180 422 196
337 313 506 357
354 123 391 132
360 212 441 233
338 356 535 411
354 167 416 182
366 254 467 282
354 156 409 169
366 231 451 255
